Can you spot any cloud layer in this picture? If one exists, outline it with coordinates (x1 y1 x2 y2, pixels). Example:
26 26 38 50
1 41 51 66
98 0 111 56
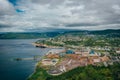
0 0 120 32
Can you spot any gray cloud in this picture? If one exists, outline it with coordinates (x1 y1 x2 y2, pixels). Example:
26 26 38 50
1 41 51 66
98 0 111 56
0 0 120 32
65 23 98 27
0 24 11 28
0 0 16 16
31 0 65 5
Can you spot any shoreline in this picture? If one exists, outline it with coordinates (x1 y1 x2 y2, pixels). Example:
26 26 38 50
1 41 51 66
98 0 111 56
27 46 119 80
27 62 38 80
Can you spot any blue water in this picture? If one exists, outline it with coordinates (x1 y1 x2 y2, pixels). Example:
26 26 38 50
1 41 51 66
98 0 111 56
0 39 50 80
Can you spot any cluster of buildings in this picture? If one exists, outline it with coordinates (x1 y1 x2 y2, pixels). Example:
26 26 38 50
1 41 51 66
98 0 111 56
40 48 110 75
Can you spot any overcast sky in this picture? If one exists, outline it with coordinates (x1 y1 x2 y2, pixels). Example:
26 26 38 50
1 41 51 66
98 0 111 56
0 0 120 32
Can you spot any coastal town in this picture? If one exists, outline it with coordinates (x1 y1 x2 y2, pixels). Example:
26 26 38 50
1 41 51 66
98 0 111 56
32 33 120 76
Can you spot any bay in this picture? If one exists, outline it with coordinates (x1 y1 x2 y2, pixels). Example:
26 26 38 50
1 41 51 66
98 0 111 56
0 39 50 80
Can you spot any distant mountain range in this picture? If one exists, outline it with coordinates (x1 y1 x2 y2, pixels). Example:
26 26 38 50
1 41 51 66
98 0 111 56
0 29 120 39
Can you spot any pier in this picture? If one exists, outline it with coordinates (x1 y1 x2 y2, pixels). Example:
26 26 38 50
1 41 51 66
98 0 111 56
14 55 42 61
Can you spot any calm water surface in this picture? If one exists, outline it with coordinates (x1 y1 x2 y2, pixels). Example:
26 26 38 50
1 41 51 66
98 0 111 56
0 39 50 80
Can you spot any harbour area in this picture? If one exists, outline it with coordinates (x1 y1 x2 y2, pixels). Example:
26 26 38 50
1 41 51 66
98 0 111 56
33 47 117 76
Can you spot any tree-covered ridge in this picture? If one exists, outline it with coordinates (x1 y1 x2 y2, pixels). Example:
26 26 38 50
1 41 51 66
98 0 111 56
28 64 120 80
0 29 120 39
0 32 61 39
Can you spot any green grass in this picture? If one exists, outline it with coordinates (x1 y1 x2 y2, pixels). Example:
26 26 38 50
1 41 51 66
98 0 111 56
27 67 52 80
28 64 120 80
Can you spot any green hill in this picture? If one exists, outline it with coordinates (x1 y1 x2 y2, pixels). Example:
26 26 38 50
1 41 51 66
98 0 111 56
0 29 120 39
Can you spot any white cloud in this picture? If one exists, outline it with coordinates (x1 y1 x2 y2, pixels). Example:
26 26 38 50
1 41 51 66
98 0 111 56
0 0 16 15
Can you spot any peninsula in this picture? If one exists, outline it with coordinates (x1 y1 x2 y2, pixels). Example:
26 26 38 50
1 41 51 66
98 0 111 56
28 31 120 80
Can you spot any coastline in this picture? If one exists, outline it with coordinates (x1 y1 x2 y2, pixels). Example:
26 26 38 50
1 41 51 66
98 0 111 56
27 47 120 80
27 56 52 80
27 62 38 80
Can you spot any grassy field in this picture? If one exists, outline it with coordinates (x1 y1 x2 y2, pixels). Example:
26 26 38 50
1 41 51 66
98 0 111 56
28 63 120 80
